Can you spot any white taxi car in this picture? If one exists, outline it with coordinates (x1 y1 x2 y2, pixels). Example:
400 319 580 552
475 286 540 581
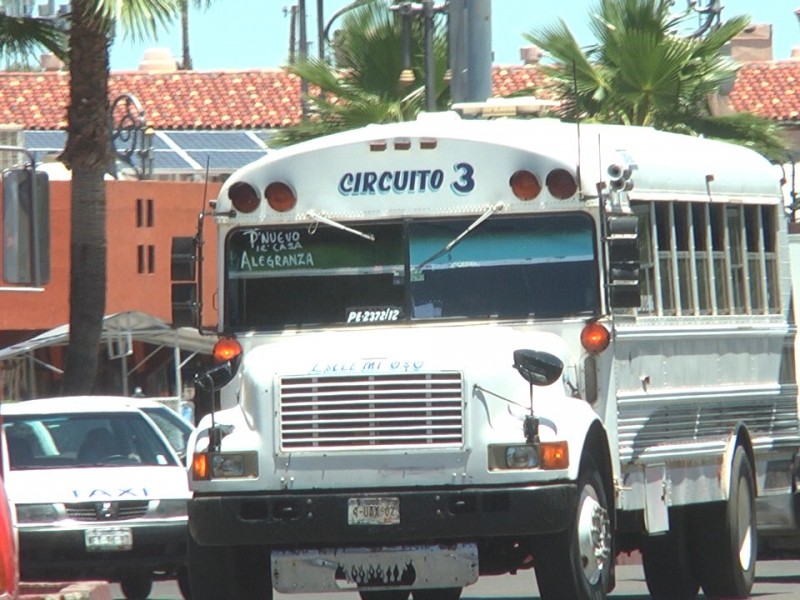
1 396 191 600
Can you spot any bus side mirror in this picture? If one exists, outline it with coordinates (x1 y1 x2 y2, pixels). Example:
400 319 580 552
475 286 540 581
3 168 50 285
606 215 640 308
171 236 198 327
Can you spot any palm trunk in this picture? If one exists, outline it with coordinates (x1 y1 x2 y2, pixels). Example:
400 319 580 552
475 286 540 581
181 0 192 70
60 0 111 394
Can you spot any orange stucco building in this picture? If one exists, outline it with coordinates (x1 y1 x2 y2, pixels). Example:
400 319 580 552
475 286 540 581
0 179 222 401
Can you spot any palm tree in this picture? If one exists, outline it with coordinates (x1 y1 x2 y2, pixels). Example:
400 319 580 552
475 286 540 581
271 0 449 146
525 0 786 161
0 12 67 67
59 0 187 394
178 0 212 70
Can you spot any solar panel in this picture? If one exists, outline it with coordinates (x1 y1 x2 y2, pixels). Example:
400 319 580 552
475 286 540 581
167 131 267 150
23 129 271 176
186 150 269 170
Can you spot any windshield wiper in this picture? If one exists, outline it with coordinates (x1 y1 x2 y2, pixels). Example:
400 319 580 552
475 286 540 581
415 202 505 271
304 210 375 241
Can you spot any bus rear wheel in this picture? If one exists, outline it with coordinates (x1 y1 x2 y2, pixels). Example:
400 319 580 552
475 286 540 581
691 445 757 598
533 456 613 600
641 510 699 599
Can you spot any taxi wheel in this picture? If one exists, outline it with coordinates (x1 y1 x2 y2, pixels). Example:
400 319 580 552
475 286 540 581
120 575 153 600
177 566 191 599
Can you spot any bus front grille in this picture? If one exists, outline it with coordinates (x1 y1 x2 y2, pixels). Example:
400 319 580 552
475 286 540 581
279 372 464 450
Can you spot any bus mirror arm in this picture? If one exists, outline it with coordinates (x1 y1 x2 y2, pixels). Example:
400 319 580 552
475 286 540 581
512 349 564 443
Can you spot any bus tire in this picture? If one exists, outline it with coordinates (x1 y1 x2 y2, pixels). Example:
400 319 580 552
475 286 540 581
641 510 699 599
187 534 273 600
533 455 613 600
413 588 462 599
692 445 757 598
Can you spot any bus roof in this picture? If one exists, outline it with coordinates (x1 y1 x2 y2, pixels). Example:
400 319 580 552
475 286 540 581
220 113 780 217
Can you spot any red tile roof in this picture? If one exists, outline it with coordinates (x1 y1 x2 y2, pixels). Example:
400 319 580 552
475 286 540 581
729 60 800 122
0 60 796 130
0 69 306 130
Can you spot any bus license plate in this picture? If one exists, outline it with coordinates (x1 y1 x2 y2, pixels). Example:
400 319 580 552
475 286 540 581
348 497 399 525
85 526 133 551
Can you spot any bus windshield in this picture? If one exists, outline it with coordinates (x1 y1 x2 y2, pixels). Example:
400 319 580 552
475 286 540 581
225 213 599 330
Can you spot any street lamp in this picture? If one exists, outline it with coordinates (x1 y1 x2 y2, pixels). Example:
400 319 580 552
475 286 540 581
109 93 153 180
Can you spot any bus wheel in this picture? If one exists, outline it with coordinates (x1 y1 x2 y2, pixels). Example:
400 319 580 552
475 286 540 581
413 588 462 599
692 445 757 598
641 510 699 599
533 456 613 600
187 534 273 600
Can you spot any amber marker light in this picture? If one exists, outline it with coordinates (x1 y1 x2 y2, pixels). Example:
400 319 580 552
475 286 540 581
213 337 242 363
228 181 260 213
581 322 611 354
546 168 578 199
540 441 569 470
265 182 297 212
510 170 542 200
192 453 210 480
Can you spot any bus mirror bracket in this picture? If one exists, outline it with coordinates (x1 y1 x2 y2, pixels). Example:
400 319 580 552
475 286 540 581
170 211 208 330
606 215 641 309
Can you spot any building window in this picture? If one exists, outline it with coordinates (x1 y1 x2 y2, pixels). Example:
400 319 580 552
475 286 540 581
136 198 155 228
137 245 155 274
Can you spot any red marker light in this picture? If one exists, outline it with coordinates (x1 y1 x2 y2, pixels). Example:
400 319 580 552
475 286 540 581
580 322 610 353
510 170 542 201
213 337 242 363
228 182 260 213
265 182 297 212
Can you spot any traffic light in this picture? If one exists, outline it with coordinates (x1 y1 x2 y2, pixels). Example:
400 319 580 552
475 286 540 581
3 168 50 285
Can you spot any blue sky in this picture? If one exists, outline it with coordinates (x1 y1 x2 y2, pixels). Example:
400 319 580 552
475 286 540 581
109 1 800 72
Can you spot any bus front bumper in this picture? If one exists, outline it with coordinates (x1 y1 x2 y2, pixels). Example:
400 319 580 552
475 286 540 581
189 483 577 547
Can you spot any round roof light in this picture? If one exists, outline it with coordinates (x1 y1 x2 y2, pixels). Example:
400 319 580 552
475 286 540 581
546 169 578 199
510 170 542 201
265 182 297 212
580 322 610 354
228 182 260 213
213 337 242 363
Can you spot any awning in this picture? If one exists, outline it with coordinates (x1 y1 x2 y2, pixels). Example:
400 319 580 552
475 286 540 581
0 311 215 360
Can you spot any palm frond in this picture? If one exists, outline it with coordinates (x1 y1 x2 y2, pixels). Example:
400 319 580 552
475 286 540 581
0 14 68 62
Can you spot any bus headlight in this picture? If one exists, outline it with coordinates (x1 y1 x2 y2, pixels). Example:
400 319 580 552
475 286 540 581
506 445 539 468
488 442 569 471
192 451 258 480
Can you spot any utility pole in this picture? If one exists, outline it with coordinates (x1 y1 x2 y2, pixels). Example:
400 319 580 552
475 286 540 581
448 0 492 104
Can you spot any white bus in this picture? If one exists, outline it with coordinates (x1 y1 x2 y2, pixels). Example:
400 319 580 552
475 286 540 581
177 110 800 600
